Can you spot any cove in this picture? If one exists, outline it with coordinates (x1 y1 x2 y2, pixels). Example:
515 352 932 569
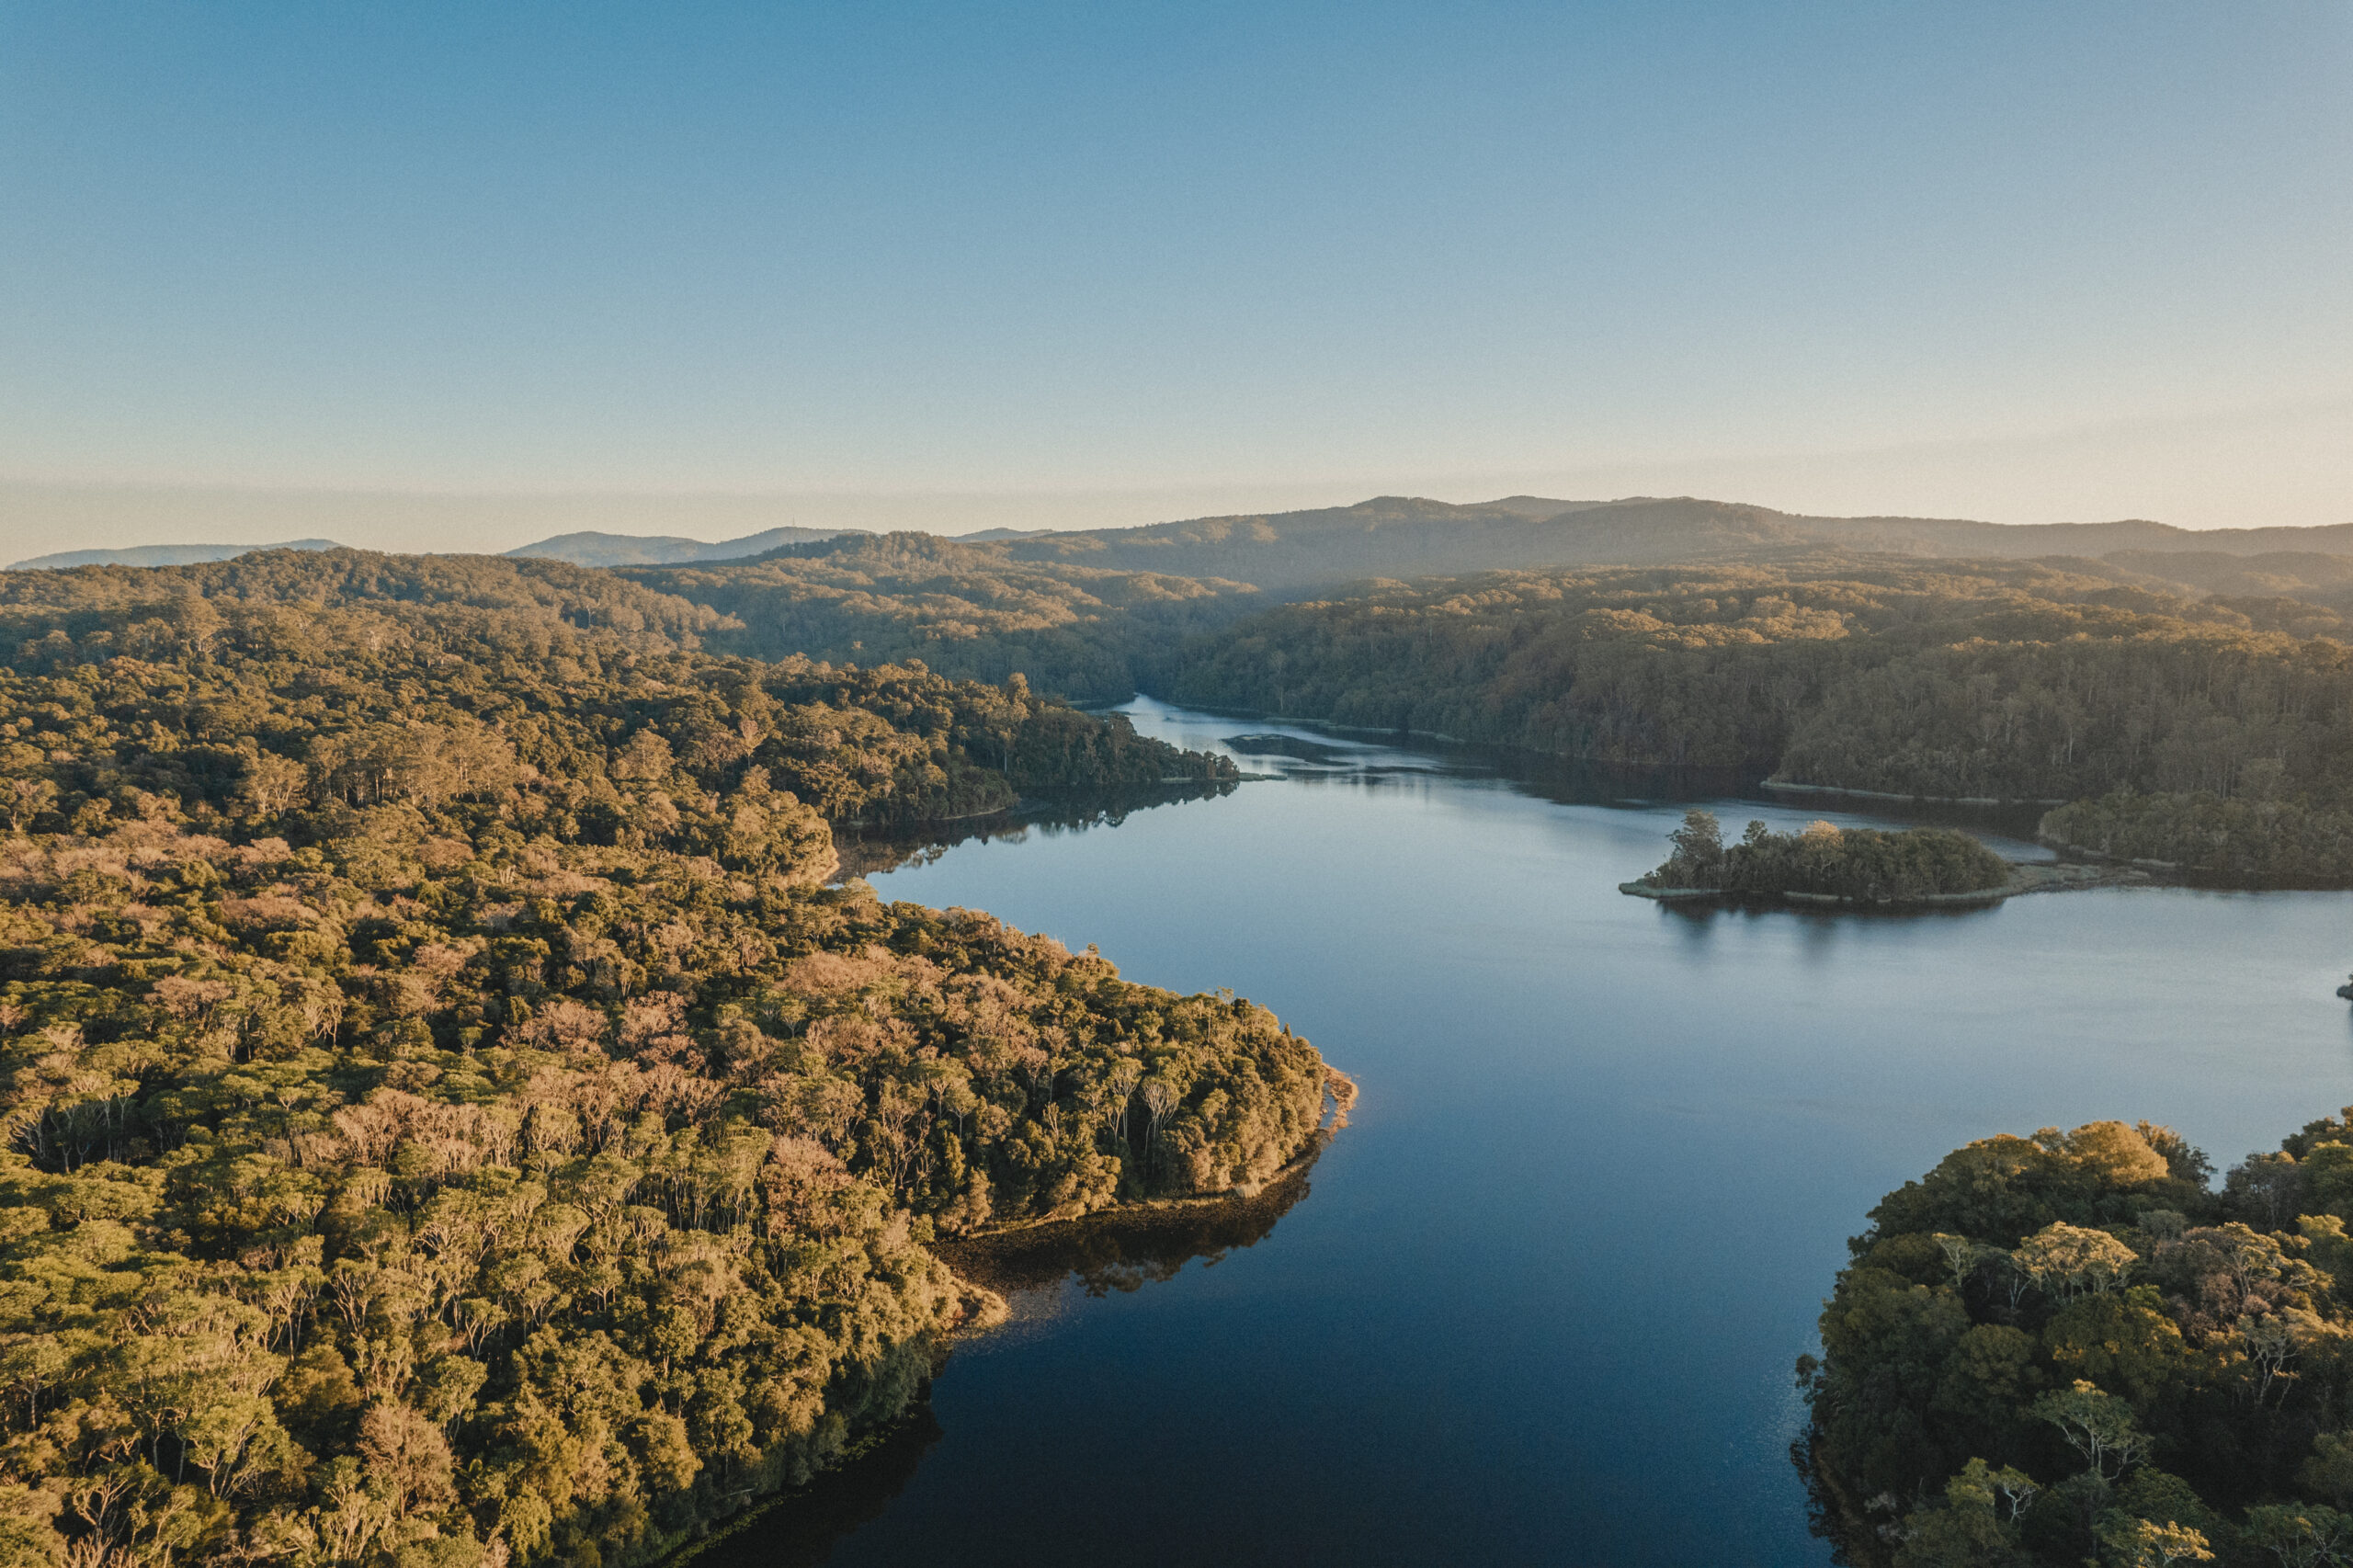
698 699 2353 1567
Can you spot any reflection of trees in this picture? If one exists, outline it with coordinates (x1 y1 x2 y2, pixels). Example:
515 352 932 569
1488 753 1760 809
937 1136 1327 1300
835 780 1239 880
689 1141 1327 1564
686 1407 943 1568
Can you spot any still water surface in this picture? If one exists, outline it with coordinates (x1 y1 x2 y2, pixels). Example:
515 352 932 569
710 699 2353 1567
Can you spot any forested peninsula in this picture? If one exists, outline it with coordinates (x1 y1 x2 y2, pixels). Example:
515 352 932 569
0 551 1329 1567
1802 1115 2353 1567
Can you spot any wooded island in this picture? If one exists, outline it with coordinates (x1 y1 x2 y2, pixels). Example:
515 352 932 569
1626 810 2014 905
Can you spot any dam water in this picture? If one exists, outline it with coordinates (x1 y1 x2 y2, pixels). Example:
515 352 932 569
703 698 2353 1567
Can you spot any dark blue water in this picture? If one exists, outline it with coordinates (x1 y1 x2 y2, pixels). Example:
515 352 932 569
712 699 2353 1567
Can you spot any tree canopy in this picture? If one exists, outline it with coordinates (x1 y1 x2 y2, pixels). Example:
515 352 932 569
0 557 1320 1568
1799 1114 2353 1567
1635 810 2011 903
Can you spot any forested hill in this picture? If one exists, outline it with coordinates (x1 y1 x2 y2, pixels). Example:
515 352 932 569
0 548 739 653
996 494 1816 586
503 494 2353 598
613 503 2353 706
30 504 2353 713
622 531 1264 705
1158 558 2353 885
0 547 1237 826
0 552 1306 1567
504 528 863 569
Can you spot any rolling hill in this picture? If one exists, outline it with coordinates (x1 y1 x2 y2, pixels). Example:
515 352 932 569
996 495 2353 590
503 525 867 567
6 538 340 570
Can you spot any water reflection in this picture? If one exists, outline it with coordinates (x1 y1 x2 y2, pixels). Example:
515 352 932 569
690 1143 1324 1567
688 1411 942 1568
1188 700 2059 841
833 780 1239 881
759 698 2353 1566
939 1137 1326 1306
1220 722 1768 803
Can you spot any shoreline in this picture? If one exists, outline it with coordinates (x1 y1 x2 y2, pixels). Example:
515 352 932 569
1760 777 2068 808
1620 858 2154 909
944 1065 1357 1247
655 1067 1357 1565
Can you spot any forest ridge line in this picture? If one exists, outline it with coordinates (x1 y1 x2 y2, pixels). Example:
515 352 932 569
23 522 2353 883
18 491 2353 575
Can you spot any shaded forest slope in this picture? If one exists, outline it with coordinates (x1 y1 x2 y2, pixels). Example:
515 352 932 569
1158 557 2353 884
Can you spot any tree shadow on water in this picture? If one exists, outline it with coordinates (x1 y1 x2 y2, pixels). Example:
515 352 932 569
679 1144 1327 1566
832 779 1239 881
938 1137 1327 1301
680 1407 943 1568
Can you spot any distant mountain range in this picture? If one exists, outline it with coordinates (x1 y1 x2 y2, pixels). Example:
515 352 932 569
6 539 341 571
20 494 2353 587
991 495 2353 591
503 526 866 568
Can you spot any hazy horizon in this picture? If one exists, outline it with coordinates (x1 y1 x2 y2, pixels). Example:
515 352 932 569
5 2 2347 559
10 390 2352 561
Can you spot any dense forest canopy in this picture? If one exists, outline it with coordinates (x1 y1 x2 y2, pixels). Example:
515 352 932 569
1802 1113 2353 1568
0 549 1233 831
22 536 2353 884
1156 557 2353 885
494 500 2353 704
0 552 1313 1567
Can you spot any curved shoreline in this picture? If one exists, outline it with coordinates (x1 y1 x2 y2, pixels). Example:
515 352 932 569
1760 777 2068 807
655 1066 1357 1565
943 1065 1358 1245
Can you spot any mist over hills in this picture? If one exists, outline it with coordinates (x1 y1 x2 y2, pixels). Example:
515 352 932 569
503 524 866 567
6 538 340 571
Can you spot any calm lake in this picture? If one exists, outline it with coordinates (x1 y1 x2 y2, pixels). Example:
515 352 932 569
705 698 2353 1568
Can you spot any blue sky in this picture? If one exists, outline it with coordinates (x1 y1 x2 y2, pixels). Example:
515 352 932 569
2 2 2348 549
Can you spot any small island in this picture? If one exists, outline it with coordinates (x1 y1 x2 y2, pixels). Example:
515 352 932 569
1620 809 2119 908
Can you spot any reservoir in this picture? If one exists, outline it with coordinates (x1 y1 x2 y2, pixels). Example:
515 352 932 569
706 698 2353 1567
